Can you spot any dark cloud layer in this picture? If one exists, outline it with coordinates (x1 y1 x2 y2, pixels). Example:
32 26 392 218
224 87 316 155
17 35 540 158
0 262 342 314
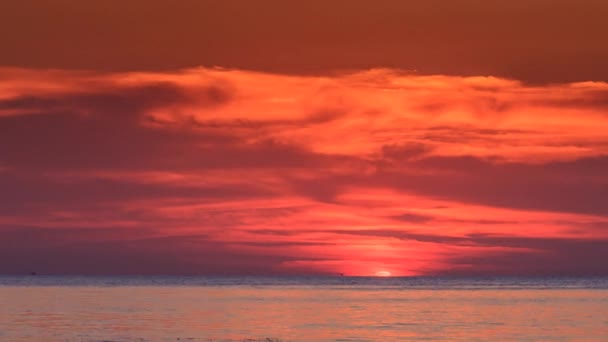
371 155 608 216
437 239 608 276
0 227 313 275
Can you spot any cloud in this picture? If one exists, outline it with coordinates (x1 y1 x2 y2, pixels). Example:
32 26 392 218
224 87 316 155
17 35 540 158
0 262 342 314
1 67 608 275
0 82 193 115
532 88 608 110
298 229 608 275
389 213 435 223
373 155 608 216
0 226 336 275
432 238 608 276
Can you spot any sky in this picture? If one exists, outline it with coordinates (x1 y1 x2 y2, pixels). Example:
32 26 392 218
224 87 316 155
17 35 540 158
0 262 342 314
1 1 608 276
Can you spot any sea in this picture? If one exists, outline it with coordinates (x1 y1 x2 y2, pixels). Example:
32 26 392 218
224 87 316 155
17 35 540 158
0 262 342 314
1 276 607 341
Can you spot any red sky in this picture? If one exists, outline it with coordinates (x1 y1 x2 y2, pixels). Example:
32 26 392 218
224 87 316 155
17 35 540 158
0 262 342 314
1 1 608 276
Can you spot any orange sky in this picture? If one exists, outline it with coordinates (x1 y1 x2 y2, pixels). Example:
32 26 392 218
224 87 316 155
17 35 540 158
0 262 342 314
2 1 608 83
1 1 608 276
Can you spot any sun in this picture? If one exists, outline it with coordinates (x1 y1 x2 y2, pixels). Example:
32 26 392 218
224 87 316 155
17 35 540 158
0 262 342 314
375 271 392 277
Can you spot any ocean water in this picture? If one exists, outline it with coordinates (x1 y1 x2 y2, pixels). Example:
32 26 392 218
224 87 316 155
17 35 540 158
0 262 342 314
1 276 607 341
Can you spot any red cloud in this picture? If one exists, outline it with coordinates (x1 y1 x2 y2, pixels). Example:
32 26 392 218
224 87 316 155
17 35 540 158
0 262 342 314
1 67 607 276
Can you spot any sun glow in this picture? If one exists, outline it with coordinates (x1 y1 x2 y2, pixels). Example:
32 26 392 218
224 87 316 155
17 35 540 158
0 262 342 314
375 271 392 277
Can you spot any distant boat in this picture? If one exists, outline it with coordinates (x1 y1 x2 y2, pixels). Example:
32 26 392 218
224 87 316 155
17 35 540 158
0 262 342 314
30 272 37 276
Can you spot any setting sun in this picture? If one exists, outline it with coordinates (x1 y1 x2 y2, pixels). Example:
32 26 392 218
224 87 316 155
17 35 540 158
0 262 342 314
375 271 392 277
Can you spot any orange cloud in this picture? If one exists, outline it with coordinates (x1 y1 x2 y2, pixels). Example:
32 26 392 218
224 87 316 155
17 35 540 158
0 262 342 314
1 67 607 276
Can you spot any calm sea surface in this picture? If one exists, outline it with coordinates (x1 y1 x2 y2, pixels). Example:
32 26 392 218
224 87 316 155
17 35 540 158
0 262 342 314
1 276 607 341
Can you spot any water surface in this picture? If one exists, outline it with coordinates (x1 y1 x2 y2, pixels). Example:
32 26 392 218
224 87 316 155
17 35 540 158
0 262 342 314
1 276 607 341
